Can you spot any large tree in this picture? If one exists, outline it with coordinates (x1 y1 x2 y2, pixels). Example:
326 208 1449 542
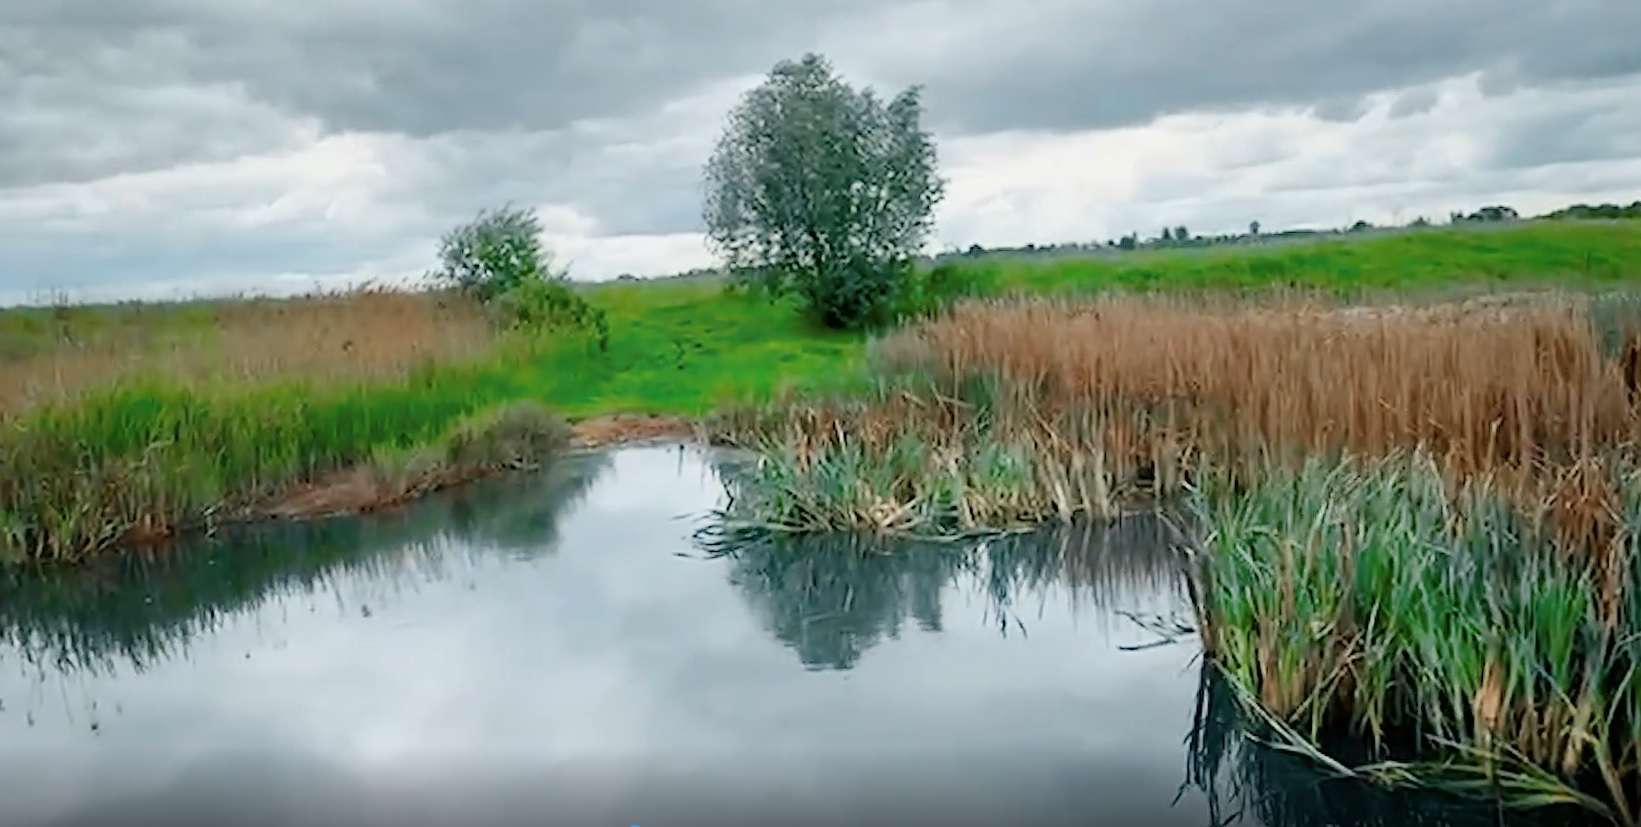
702 53 945 329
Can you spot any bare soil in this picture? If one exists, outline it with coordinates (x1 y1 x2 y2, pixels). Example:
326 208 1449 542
257 413 701 521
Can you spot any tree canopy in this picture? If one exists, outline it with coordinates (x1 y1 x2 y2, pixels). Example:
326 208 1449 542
702 53 945 329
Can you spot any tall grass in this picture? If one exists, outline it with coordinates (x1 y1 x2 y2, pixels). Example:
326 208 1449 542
1183 662 1587 827
715 291 1641 538
0 286 496 419
0 331 579 564
710 289 1641 820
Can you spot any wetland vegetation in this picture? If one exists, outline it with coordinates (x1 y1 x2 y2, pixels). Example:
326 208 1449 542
709 288 1641 821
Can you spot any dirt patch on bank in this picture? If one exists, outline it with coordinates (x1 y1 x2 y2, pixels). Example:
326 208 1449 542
569 413 700 448
252 413 701 522
258 467 455 520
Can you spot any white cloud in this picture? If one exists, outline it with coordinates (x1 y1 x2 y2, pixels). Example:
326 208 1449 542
931 70 1641 248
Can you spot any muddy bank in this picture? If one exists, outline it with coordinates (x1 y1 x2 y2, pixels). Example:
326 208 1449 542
567 413 700 449
253 413 700 522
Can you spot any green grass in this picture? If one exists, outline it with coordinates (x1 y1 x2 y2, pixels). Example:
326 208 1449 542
0 354 577 563
544 281 865 416
973 220 1641 297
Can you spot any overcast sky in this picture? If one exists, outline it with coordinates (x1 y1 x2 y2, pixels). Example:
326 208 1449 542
3 0 1639 304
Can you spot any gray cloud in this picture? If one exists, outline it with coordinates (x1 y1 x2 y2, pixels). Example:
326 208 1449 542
875 0 1641 135
3 0 1641 301
10 0 1640 190
1386 87 1440 119
1481 89 1641 172
0 0 880 187
393 123 716 238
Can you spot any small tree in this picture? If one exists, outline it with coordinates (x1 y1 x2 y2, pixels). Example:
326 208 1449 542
430 205 555 302
702 53 945 329
428 205 609 351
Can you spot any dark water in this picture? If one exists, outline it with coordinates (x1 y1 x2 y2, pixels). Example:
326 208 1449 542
0 445 1556 827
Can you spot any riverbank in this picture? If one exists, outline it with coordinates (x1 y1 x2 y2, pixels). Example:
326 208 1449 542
3 218 1639 565
256 411 696 522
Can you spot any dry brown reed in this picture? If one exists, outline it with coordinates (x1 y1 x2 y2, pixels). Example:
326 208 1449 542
874 293 1638 475
718 292 1641 561
0 287 497 419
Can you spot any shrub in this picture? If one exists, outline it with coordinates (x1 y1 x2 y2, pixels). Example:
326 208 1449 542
430 205 551 302
427 205 610 350
493 273 610 351
891 262 999 323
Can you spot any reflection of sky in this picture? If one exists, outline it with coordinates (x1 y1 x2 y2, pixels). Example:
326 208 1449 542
0 446 1216 827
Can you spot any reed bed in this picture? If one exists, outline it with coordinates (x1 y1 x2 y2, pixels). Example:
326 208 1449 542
1188 452 1641 821
715 291 1641 536
1183 661 1588 827
711 289 1641 821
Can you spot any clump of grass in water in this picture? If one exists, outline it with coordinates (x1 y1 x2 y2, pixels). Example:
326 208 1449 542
350 400 572 506
709 372 1127 539
1187 452 1641 823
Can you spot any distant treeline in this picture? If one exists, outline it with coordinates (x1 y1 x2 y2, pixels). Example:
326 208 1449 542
616 197 1640 282
930 199 1640 264
1541 200 1641 221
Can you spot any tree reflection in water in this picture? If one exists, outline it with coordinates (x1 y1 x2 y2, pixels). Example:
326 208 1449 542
705 513 1194 671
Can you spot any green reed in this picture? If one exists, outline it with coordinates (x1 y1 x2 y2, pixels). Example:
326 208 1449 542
1188 453 1641 823
709 372 1132 539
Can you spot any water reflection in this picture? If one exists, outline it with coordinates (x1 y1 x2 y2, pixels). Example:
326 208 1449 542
718 517 1196 672
0 444 1578 826
0 451 610 680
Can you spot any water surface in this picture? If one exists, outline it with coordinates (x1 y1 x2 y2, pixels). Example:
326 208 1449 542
0 445 1550 827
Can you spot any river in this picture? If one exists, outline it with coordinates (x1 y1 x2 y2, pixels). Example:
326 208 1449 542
0 444 1553 826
